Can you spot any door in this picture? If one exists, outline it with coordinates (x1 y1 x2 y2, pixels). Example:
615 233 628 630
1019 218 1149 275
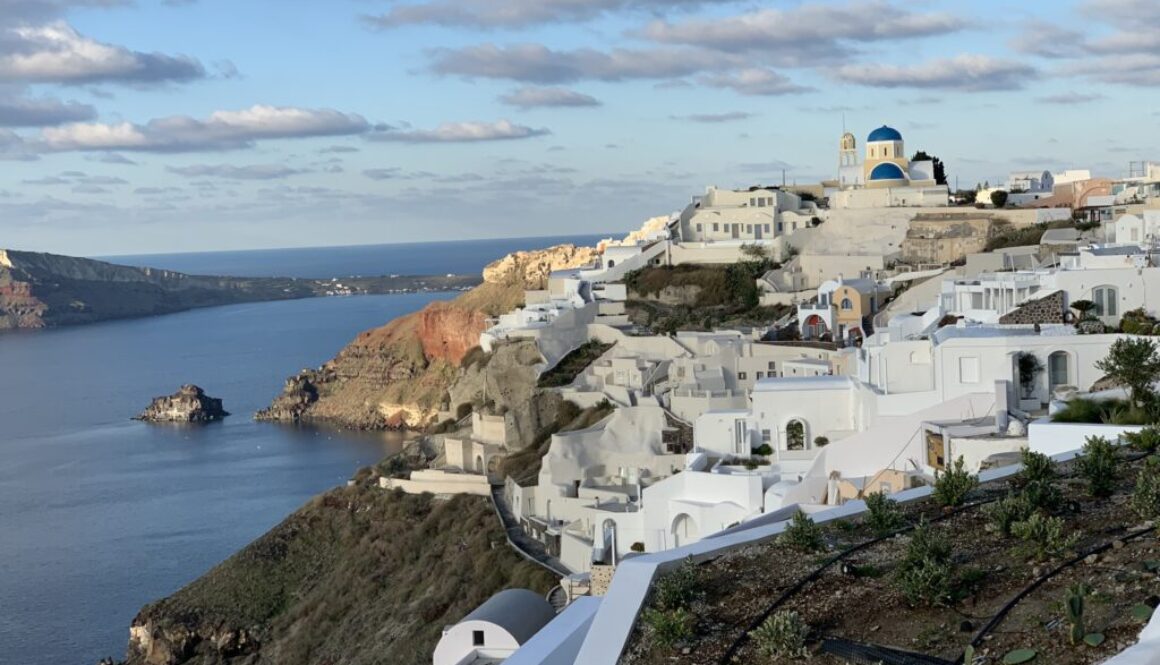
731 224 739 239
755 224 763 240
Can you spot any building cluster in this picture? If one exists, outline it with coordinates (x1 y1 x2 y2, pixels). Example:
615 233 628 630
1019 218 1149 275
420 124 1160 665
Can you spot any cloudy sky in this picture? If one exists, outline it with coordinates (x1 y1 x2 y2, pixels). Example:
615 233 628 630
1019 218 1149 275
1 0 1157 255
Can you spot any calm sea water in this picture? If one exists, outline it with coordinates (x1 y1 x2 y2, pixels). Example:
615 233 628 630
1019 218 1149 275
0 235 613 665
99 234 613 278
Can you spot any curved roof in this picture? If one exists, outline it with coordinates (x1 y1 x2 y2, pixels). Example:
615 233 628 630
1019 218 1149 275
867 125 902 142
460 588 556 644
868 162 907 181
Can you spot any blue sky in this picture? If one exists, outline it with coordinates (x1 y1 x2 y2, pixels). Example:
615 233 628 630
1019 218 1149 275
0 0 1157 255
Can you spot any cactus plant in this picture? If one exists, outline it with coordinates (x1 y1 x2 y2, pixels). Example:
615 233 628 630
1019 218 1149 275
1065 583 1090 645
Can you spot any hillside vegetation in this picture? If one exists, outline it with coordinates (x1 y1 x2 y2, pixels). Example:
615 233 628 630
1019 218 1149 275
126 469 556 665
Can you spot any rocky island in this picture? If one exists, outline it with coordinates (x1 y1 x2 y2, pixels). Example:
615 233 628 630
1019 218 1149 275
135 385 230 423
0 248 479 330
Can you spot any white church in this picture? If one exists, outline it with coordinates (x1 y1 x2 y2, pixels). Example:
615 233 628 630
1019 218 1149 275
829 125 950 209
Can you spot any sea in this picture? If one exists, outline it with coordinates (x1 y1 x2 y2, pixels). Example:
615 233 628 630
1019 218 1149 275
0 233 611 665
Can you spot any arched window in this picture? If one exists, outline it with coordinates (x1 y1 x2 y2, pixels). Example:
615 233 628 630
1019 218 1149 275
786 420 806 451
607 260 615 268
841 298 854 310
1092 286 1118 317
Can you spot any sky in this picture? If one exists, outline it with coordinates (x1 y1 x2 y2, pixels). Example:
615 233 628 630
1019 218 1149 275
0 0 1157 256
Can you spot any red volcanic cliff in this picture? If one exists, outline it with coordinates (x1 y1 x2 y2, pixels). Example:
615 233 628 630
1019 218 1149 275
256 243 600 430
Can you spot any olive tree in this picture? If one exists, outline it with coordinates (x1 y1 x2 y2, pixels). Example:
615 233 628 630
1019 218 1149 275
1095 337 1160 410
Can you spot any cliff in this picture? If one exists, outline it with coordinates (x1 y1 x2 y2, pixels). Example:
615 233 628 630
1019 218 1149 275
0 249 479 330
257 244 599 430
123 466 556 665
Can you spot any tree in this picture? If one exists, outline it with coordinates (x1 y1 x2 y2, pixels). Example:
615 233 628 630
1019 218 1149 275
1070 299 1097 321
1015 352 1044 399
990 190 1009 208
1095 337 1160 410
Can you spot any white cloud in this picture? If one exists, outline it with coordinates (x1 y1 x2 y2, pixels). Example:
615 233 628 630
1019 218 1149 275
498 86 601 108
367 120 550 143
32 105 370 152
167 164 307 180
669 111 754 123
641 2 967 63
363 0 726 28
0 22 205 85
698 68 813 96
833 54 1036 91
429 43 740 83
0 92 95 126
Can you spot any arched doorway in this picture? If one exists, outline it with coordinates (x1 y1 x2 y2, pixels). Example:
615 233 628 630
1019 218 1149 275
671 513 699 548
786 420 807 451
475 455 484 474
803 315 828 340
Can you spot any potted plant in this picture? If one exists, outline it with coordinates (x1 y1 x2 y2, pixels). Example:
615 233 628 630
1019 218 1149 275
1015 352 1044 410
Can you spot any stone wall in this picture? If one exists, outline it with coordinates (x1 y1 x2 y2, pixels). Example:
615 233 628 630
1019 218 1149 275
590 564 615 597
999 290 1066 325
901 216 996 264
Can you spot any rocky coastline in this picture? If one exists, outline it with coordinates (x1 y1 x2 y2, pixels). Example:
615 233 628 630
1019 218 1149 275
135 385 229 423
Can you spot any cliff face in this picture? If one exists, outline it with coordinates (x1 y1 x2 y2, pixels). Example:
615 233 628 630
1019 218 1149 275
135 385 229 423
123 470 555 665
258 243 599 430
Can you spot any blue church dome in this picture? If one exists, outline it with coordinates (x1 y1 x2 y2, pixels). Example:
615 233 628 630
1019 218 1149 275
868 162 907 181
867 125 902 142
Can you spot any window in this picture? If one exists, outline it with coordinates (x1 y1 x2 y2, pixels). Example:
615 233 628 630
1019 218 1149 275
696 223 702 232
762 429 772 443
1049 351 1069 390
841 298 854 310
768 361 776 370
777 222 784 233
756 371 765 380
473 631 485 647
749 197 756 207
746 224 752 233
786 420 806 451
1092 286 1118 317
764 224 771 233
713 222 719 232
958 357 980 384
738 372 748 380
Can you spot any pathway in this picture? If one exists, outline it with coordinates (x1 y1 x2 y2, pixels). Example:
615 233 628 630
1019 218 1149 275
489 483 572 579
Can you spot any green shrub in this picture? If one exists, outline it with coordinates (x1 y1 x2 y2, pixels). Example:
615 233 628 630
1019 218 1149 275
751 610 810 659
630 541 645 553
1132 457 1160 520
1052 398 1120 424
1011 513 1078 562
641 607 693 646
1017 448 1063 511
752 443 773 456
1124 426 1160 453
653 557 701 611
865 492 904 536
814 436 830 447
985 493 1034 536
933 456 978 507
1077 436 1119 498
895 520 955 606
781 510 824 552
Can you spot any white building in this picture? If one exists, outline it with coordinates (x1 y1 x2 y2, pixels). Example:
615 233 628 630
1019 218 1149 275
675 185 816 244
433 589 557 665
829 125 951 209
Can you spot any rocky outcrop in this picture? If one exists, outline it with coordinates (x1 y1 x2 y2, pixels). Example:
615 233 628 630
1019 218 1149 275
449 340 563 446
258 244 598 431
135 385 229 423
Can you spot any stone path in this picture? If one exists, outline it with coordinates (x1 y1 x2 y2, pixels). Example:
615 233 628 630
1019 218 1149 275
489 483 572 579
